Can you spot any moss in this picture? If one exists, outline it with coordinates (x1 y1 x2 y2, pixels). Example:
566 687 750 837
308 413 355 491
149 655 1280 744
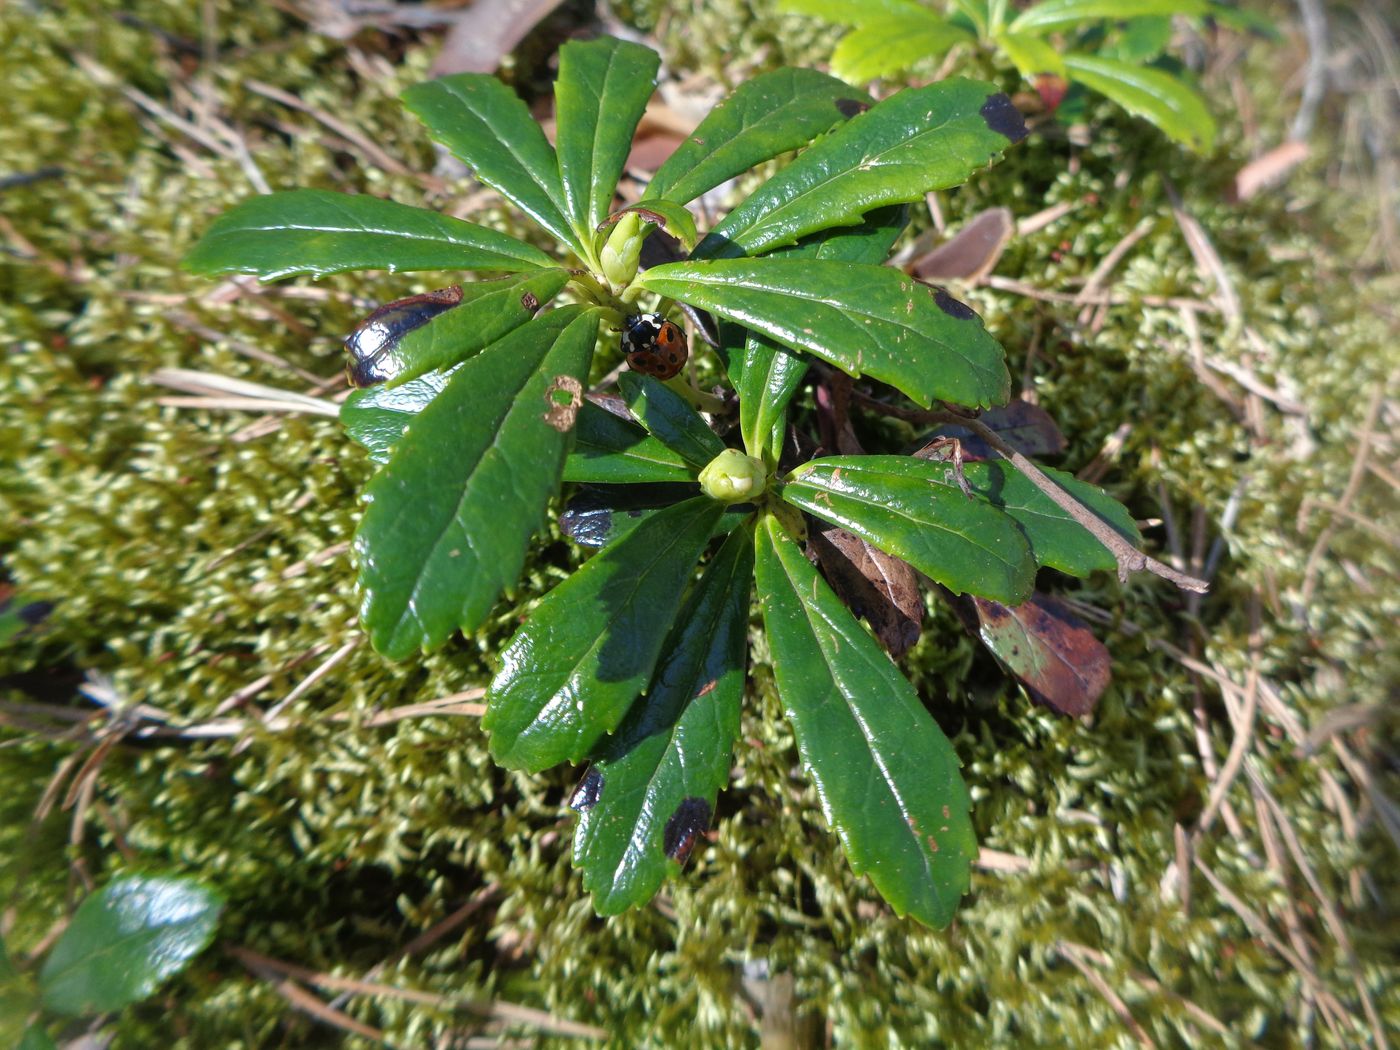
1 1 1396 1047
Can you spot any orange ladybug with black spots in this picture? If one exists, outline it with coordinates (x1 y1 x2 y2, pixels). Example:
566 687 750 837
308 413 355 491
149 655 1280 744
622 313 688 380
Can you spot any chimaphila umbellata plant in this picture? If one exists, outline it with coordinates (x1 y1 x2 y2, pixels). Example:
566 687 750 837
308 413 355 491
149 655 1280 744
186 36 1196 928
777 0 1263 151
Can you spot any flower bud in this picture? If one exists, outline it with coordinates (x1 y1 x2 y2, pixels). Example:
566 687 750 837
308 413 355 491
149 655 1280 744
600 211 643 291
698 449 767 504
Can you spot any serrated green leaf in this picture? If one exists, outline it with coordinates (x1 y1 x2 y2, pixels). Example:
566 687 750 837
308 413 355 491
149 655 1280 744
573 525 753 913
38 876 223 1017
184 190 555 279
401 75 582 255
355 309 599 659
1064 53 1216 150
348 270 570 388
562 402 697 484
777 0 934 28
618 372 726 468
1009 0 1206 34
755 515 976 928
831 16 975 83
782 456 1035 604
639 259 1010 408
648 68 871 206
554 38 660 238
693 78 1024 259
342 370 453 465
484 497 726 772
997 30 1067 78
768 203 909 265
603 200 697 253
960 460 1141 576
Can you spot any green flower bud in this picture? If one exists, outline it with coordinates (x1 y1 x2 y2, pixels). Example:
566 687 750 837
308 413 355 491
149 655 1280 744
698 449 768 504
600 211 643 290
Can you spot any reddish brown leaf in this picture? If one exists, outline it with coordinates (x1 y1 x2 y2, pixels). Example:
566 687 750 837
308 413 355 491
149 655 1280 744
971 593 1109 717
808 519 923 657
907 207 1014 282
429 0 567 76
1034 74 1069 113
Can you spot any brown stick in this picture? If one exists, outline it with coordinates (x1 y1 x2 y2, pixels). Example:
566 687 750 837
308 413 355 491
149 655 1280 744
853 389 1209 594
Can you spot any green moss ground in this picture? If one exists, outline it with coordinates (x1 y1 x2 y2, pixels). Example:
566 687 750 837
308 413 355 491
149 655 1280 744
1 1 1396 1046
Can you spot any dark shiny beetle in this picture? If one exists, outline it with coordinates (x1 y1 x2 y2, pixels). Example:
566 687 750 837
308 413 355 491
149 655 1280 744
622 313 688 380
344 285 464 388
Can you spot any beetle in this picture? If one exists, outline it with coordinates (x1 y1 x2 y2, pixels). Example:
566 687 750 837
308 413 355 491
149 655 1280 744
622 312 688 380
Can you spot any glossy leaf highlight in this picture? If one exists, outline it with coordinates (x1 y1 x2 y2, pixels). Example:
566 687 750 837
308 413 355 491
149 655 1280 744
573 526 753 913
647 68 871 206
694 78 1025 259
401 75 582 254
38 876 223 1017
355 309 599 658
756 516 975 928
783 456 1035 604
640 259 1010 408
484 497 725 772
184 190 554 279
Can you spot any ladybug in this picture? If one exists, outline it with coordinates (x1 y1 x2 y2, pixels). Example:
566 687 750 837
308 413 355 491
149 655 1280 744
622 313 688 380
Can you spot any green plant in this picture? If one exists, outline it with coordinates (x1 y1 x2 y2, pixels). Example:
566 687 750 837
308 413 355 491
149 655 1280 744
183 36 1194 929
2 875 223 1047
776 0 1257 151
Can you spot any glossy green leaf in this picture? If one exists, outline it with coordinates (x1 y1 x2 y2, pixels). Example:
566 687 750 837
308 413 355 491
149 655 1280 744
356 309 599 659
554 37 660 238
184 190 555 279
563 401 697 484
1064 53 1216 150
783 456 1035 604
767 203 908 265
755 515 976 928
38 876 224 1016
603 200 698 253
960 460 1141 576
401 75 582 255
693 78 1024 259
639 259 1011 408
1009 0 1206 34
997 30 1067 78
573 526 753 913
618 372 726 468
648 68 871 206
350 270 570 388
948 0 991 34
484 496 726 772
831 16 975 83
1105 16 1173 62
342 370 453 465
736 332 807 462
561 488 749 549
778 0 934 28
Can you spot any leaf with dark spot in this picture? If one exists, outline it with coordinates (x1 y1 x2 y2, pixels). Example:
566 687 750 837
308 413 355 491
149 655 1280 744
663 797 712 863
569 767 604 811
965 593 1110 717
978 92 1028 143
930 285 978 321
807 518 922 657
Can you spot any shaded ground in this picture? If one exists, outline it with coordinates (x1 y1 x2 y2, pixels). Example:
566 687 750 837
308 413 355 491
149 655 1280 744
1 0 1396 1046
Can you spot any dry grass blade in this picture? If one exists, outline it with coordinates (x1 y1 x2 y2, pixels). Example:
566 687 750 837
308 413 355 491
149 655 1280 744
1059 942 1237 1042
1165 179 1243 322
245 79 415 178
1194 654 1260 838
232 948 387 1041
150 367 341 416
1055 941 1158 1049
230 945 607 1039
